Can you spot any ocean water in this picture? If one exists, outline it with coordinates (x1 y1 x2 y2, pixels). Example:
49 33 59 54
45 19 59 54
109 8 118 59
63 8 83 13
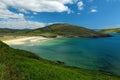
10 34 120 75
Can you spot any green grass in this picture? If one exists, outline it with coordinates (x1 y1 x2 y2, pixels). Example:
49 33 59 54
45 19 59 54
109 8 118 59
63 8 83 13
0 64 5 79
0 41 120 80
99 28 120 33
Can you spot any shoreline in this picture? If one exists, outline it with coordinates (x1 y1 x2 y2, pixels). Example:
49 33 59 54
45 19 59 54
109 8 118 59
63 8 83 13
2 36 49 45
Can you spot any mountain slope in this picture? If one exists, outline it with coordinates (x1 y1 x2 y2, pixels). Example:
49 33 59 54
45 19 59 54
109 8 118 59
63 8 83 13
28 24 109 38
0 28 30 37
0 41 120 80
99 28 120 33
0 28 19 33
0 24 110 38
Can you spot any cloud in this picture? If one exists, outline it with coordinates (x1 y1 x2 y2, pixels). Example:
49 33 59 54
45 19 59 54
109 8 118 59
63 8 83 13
1 0 78 29
0 19 46 29
0 2 24 20
77 1 84 10
0 0 99 29
0 1 46 29
90 9 97 12
0 0 77 13
0 0 78 29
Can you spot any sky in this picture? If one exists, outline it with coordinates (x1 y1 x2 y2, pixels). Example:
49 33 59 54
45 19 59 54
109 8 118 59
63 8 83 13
0 0 120 29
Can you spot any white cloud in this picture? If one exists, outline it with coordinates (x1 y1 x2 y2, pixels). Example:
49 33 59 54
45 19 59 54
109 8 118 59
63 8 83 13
77 1 84 10
0 0 78 29
0 2 24 20
90 9 97 12
1 0 77 29
0 0 99 29
0 0 77 13
0 19 45 29
0 1 46 29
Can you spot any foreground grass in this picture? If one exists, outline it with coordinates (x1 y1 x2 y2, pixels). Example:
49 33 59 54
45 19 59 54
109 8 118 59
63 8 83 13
0 41 120 80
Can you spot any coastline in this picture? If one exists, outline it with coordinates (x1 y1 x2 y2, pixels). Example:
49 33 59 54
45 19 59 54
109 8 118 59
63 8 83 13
2 36 49 45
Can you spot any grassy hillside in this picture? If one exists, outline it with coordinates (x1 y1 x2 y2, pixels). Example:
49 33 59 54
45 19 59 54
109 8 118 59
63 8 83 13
27 24 109 38
99 28 120 33
0 24 110 38
0 41 120 80
0 28 19 33
0 28 30 37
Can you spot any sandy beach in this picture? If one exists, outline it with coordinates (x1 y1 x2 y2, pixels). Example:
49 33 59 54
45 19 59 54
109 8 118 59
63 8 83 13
3 36 49 45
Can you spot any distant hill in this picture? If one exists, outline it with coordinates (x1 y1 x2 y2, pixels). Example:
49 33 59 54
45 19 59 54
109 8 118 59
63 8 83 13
0 23 110 38
99 28 120 33
0 28 19 34
0 28 30 36
0 41 120 80
26 24 110 38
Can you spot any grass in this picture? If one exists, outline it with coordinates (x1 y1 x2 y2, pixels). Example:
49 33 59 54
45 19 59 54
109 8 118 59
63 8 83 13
0 41 120 80
99 28 120 33
0 64 5 79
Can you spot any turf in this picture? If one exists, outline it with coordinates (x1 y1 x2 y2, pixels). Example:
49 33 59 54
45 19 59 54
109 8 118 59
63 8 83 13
0 41 120 80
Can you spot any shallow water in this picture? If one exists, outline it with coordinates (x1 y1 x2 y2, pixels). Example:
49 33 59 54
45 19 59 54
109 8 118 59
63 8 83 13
10 34 120 75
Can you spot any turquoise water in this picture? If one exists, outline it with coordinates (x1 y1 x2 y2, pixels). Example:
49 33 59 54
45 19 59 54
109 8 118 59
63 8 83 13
10 34 120 75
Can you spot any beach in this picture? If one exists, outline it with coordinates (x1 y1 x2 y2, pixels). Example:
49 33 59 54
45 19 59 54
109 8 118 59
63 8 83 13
2 36 49 45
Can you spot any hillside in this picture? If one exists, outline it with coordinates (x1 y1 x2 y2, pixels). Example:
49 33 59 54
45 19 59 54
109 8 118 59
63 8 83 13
27 24 110 38
0 41 120 80
0 24 110 38
0 28 19 36
0 28 30 37
99 28 120 33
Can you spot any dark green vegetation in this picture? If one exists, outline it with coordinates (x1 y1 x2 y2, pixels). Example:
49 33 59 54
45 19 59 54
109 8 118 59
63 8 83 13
0 28 19 34
0 41 120 80
0 28 30 37
99 28 120 33
0 23 110 38
22 24 110 38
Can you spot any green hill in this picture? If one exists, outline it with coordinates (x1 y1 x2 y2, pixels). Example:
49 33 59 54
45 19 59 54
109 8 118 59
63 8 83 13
0 28 19 36
27 24 110 38
99 28 120 33
0 28 30 37
0 41 120 80
0 28 19 33
0 23 110 38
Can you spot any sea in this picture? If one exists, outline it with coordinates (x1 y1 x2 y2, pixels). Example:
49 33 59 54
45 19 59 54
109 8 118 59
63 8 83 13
10 33 120 75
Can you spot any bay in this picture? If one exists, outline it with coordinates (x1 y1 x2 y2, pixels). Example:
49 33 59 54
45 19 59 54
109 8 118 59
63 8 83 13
10 34 120 75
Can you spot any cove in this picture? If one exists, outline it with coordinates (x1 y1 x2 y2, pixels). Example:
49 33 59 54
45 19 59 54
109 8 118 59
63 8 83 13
10 34 120 75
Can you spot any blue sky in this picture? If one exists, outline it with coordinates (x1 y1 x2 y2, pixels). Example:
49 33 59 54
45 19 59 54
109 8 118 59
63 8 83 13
0 0 120 29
